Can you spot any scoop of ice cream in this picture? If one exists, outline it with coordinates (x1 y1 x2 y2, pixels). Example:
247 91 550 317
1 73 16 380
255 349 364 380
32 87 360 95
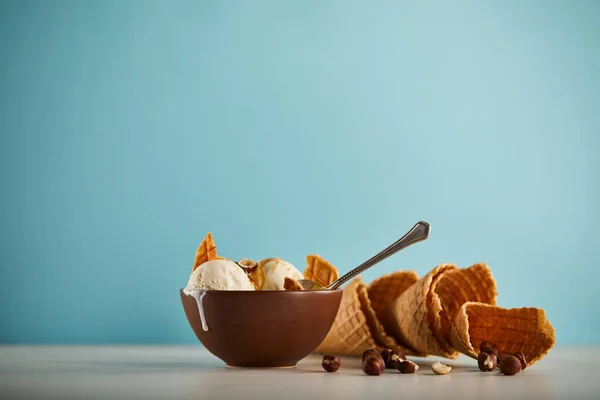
251 258 303 290
187 259 255 290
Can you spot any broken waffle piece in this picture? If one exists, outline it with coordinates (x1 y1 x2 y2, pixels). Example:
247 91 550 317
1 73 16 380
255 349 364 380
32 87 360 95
450 302 556 366
192 232 220 271
283 277 303 291
304 254 339 287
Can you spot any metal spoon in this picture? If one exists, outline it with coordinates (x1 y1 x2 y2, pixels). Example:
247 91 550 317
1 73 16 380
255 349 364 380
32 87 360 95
298 221 431 290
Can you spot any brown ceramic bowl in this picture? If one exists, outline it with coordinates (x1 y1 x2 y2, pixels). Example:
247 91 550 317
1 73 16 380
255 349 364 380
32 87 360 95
180 289 343 367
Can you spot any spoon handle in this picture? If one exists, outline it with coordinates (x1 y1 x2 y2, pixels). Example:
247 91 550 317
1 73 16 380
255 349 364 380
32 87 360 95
327 221 431 290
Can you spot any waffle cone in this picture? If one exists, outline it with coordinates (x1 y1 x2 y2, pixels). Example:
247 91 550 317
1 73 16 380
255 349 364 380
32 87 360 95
434 263 497 346
192 232 219 271
356 279 417 355
304 254 339 287
450 302 556 366
315 278 377 356
367 271 419 323
383 264 457 356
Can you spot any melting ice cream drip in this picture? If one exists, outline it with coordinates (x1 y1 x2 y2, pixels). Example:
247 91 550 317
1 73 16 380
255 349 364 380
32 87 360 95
183 288 209 331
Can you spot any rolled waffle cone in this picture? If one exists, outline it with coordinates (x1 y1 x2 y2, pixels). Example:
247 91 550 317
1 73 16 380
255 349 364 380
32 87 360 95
383 263 458 357
424 263 497 357
192 232 219 271
450 302 556 366
315 278 378 356
356 279 418 355
367 271 419 323
434 263 497 346
304 254 339 287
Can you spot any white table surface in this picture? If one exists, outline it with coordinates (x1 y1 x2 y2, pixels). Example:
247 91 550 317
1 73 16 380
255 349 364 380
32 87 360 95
0 346 596 400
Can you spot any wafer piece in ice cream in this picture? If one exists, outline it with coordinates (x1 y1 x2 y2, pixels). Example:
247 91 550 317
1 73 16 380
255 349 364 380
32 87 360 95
283 277 304 291
304 255 339 288
192 233 220 272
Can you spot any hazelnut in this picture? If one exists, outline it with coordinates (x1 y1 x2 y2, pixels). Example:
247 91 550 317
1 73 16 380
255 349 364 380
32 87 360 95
321 355 340 372
236 259 258 274
398 360 419 374
499 355 522 376
388 350 406 369
510 352 527 370
477 352 498 372
362 355 385 376
479 341 499 357
496 353 503 364
431 361 452 375
382 349 405 369
380 348 392 364
362 349 379 362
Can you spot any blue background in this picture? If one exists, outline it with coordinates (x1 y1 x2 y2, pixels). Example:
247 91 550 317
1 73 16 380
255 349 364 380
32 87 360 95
1 0 599 345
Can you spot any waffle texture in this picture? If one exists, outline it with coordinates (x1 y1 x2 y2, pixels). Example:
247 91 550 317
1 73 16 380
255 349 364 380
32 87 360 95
304 254 339 287
192 232 219 271
315 278 377 356
310 261 555 364
384 264 457 356
434 263 497 346
367 271 419 322
356 279 415 354
450 302 556 366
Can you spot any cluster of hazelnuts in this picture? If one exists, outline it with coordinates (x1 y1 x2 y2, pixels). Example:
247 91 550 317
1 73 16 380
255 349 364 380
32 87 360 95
478 340 527 376
321 348 418 375
322 341 528 376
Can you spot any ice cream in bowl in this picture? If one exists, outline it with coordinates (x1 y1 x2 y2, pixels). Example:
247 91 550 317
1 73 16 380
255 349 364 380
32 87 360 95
180 233 343 367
